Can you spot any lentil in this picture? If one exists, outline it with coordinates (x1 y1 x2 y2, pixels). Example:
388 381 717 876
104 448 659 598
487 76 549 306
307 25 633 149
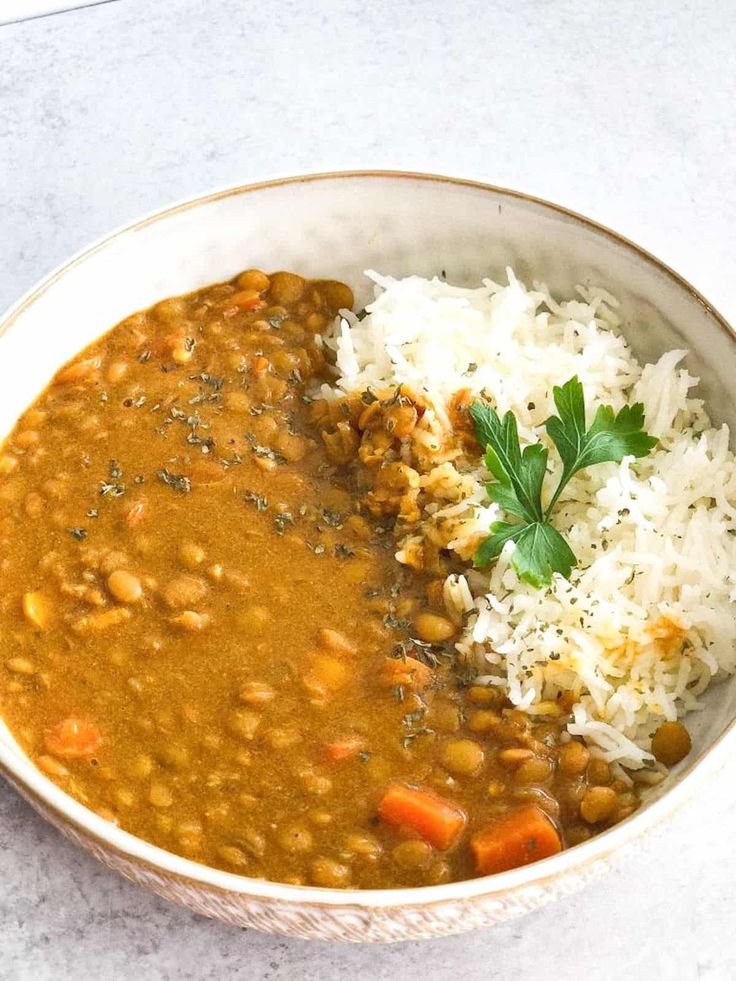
0 266 646 889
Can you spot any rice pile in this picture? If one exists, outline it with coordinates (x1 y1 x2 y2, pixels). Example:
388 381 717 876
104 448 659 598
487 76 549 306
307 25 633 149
321 269 736 769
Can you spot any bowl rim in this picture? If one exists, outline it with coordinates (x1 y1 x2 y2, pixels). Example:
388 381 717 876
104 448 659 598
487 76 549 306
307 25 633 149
1 168 735 910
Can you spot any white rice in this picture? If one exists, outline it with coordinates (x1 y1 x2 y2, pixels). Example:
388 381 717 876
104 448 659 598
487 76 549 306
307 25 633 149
321 270 736 768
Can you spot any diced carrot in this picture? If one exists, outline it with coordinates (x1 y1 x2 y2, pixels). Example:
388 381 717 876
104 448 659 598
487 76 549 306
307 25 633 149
44 718 102 759
231 289 265 311
324 735 365 763
470 805 562 876
251 355 270 377
378 784 466 850
124 499 146 528
379 656 433 691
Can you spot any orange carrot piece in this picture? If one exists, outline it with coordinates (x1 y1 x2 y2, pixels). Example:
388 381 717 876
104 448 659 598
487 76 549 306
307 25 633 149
44 718 102 759
379 656 433 691
378 784 466 850
124 499 146 528
324 736 365 763
231 289 265 311
470 805 562 876
251 355 270 377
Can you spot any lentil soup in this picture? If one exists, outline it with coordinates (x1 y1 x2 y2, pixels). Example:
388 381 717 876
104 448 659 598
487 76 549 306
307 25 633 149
0 269 643 888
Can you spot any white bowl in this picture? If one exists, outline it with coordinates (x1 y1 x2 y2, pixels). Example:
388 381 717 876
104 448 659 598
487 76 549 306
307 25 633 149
1 171 735 942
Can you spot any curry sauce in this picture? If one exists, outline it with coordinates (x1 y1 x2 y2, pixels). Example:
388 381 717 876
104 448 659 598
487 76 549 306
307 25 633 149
0 269 641 888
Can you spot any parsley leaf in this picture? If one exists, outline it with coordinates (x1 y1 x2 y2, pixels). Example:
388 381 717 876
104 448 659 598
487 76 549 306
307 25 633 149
157 468 192 493
544 376 658 514
474 518 577 590
504 521 577 588
472 403 546 522
471 376 656 587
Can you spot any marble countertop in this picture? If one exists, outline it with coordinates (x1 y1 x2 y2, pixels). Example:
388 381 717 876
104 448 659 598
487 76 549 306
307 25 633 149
2 1 736 977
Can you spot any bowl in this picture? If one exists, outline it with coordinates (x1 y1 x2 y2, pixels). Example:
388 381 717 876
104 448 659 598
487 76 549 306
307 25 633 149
1 171 735 942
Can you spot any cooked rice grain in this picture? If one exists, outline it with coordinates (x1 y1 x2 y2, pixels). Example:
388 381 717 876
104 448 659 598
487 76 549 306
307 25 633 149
323 270 736 767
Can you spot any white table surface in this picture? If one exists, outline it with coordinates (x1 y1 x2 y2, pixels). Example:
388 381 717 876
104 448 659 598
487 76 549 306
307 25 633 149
2 1 736 977
0 0 118 27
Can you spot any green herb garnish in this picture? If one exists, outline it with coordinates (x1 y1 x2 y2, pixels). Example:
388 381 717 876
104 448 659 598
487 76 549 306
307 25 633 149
123 395 147 408
243 490 268 511
402 708 426 728
273 511 294 535
402 727 434 749
189 372 223 391
383 612 411 631
157 468 192 494
471 376 657 588
100 481 125 498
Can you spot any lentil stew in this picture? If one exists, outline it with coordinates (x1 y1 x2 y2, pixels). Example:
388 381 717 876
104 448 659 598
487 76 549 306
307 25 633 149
0 268 651 888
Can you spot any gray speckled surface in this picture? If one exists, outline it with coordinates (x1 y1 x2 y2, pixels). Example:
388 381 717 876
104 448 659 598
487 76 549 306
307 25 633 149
2 1 736 977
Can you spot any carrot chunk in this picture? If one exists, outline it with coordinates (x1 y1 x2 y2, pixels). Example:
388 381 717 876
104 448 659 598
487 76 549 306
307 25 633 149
44 718 102 759
378 784 466 850
324 736 365 763
250 355 270 377
124 499 146 528
230 289 265 311
378 656 433 691
470 805 562 876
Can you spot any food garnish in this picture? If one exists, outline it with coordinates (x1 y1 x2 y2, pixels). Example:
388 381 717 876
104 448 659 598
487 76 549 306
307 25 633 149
471 376 657 587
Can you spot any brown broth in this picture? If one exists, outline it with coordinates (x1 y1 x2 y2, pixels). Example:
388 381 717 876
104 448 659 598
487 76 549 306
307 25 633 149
0 269 638 888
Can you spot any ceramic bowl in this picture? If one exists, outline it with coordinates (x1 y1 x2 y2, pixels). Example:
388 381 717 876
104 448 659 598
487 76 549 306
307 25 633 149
1 172 735 943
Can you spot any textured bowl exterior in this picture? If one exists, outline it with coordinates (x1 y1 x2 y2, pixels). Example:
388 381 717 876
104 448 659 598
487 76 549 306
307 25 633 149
1 171 735 942
2 769 641 941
